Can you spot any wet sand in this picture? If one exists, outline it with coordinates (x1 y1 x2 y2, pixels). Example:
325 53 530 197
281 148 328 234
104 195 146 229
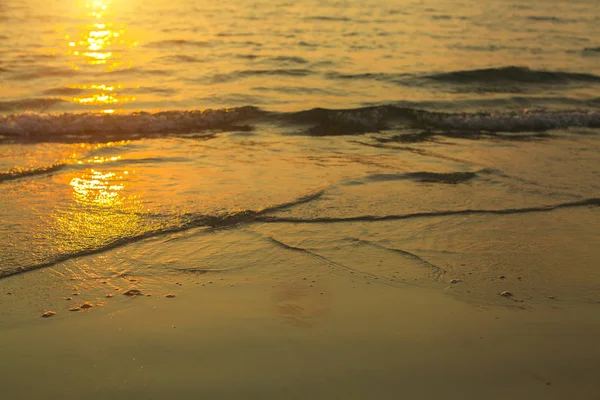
1 237 600 399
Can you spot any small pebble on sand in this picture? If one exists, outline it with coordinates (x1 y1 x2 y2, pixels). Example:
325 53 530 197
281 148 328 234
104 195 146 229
165 294 176 298
499 276 506 279
123 289 142 296
65 297 72 301
69 307 80 312
450 279 462 284
80 301 93 309
42 311 56 318
499 291 513 297
105 294 114 298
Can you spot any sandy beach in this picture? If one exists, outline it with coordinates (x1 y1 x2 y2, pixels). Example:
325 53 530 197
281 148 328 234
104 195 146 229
2 0 600 398
2 205 600 399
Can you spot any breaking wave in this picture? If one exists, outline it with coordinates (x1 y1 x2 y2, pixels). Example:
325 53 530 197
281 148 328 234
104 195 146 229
1 105 599 143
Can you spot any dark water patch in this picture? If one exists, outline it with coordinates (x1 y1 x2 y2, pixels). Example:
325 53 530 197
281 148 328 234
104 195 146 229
325 71 411 85
582 47 600 55
252 85 331 95
305 16 352 22
159 54 206 63
235 54 260 60
268 56 309 64
287 106 397 135
42 87 85 96
375 132 434 143
145 39 212 48
298 41 318 47
404 171 478 184
0 98 64 112
209 69 313 83
344 171 478 186
107 67 170 76
377 130 551 144
126 86 179 96
427 66 600 84
256 198 600 224
526 16 573 23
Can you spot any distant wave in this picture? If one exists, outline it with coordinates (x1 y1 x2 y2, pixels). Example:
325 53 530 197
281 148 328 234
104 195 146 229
325 71 409 85
268 56 309 64
1 105 599 143
145 39 212 48
209 68 313 83
0 98 64 112
304 16 352 22
426 66 600 84
526 16 573 23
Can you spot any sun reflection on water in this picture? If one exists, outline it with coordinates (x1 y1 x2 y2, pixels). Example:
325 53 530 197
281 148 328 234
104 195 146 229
52 165 146 257
70 169 125 206
65 0 138 112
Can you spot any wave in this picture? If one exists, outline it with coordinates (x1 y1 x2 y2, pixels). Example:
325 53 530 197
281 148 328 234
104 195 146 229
426 66 600 84
0 189 325 279
0 107 265 143
416 109 600 132
1 106 599 143
255 198 600 224
0 163 66 183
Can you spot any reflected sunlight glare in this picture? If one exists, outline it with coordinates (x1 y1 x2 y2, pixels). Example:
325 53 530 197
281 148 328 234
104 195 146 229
65 0 138 112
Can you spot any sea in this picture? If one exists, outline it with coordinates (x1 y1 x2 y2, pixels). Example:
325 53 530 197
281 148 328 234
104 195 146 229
1 0 599 301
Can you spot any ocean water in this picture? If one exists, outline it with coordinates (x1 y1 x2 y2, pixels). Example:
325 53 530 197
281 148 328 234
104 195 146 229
1 0 599 303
